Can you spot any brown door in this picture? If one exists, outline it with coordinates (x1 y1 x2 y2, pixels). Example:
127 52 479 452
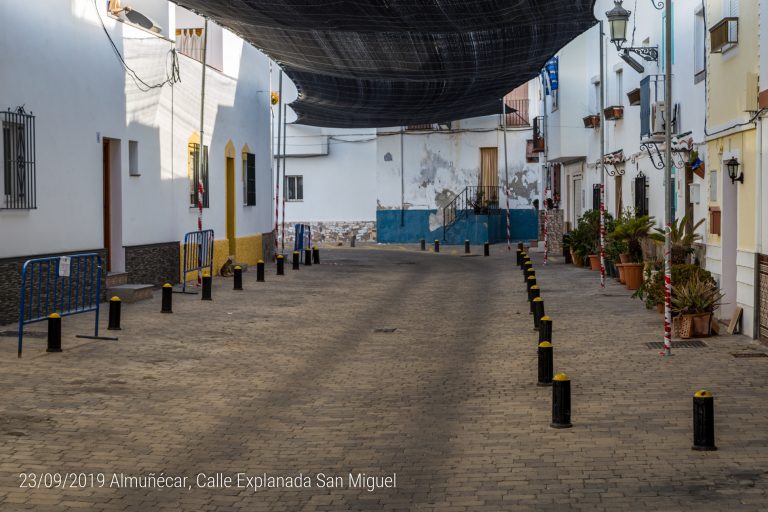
479 147 499 203
102 140 111 272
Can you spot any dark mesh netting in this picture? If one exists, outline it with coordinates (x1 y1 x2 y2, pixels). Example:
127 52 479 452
171 1 597 127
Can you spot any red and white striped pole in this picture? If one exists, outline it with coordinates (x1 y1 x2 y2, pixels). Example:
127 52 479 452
543 185 549 265
599 183 606 288
197 179 204 286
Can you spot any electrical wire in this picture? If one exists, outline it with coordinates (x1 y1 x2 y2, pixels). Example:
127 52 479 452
93 0 180 92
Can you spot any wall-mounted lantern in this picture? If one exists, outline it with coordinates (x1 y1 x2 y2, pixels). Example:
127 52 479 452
725 157 743 184
605 0 659 71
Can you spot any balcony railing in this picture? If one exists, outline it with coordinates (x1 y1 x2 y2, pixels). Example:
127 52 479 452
504 99 530 126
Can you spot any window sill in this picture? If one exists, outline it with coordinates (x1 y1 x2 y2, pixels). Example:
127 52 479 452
286 200 304 203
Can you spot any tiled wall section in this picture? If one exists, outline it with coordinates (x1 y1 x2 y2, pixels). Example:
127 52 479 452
125 242 180 286
282 221 376 246
539 209 564 254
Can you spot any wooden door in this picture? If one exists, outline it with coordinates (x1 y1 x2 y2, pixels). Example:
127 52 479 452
479 147 499 203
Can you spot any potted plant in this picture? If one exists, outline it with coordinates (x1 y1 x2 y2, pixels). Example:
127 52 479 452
603 105 624 120
626 88 641 106
563 233 573 264
583 114 600 128
672 275 724 338
609 215 655 290
606 236 627 282
648 214 705 264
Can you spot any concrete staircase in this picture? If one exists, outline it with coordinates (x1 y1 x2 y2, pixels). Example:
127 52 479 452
106 272 154 303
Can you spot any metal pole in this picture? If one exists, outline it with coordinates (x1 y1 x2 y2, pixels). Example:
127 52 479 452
502 99 511 251
599 21 606 288
274 71 283 257
662 1 673 355
281 103 287 252
197 19 208 287
400 128 405 227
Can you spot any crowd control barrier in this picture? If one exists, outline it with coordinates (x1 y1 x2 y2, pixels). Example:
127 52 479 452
294 224 312 253
181 229 215 293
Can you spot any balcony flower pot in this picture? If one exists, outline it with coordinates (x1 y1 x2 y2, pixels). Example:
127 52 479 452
616 263 626 284
623 263 644 290
679 312 712 339
582 115 600 128
603 106 624 120
588 254 601 271
627 88 641 106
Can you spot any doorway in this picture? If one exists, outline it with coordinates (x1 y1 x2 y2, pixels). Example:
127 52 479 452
572 177 583 221
720 163 738 321
479 147 499 204
102 138 123 273
226 156 236 256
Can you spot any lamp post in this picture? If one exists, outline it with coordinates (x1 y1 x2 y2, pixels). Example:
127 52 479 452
726 157 744 184
606 0 671 355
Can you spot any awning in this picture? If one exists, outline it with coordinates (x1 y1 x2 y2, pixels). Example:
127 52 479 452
171 1 597 127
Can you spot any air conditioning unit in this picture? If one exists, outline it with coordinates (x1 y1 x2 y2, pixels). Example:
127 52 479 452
651 101 665 135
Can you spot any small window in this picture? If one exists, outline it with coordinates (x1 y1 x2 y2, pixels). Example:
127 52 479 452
128 140 139 176
634 174 649 217
285 175 303 201
615 70 623 106
189 142 209 208
694 8 706 81
709 169 718 202
709 206 721 236
592 184 601 211
243 152 256 206
2 107 36 210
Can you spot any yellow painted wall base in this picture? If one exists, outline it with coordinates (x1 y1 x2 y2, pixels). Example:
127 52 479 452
234 234 263 266
179 236 263 281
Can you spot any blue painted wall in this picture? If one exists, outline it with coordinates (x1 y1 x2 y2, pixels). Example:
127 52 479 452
377 209 538 245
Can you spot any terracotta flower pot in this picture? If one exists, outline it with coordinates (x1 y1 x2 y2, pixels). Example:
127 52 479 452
622 263 644 290
616 263 626 284
588 254 601 271
619 253 632 264
571 250 584 267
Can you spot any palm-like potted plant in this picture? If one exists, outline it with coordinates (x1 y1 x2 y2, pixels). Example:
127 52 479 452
671 275 724 338
609 215 655 290
648 214 704 264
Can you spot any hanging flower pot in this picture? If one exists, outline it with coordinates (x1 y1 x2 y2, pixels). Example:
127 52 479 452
583 115 600 128
603 106 624 120
626 88 641 106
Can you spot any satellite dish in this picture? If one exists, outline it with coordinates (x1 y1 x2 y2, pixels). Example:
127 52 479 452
125 8 163 33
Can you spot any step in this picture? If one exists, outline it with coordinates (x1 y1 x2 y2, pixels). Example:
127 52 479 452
107 284 154 304
106 272 128 288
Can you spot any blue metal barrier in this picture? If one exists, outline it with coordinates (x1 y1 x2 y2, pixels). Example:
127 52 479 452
181 229 215 293
293 224 312 253
17 253 104 357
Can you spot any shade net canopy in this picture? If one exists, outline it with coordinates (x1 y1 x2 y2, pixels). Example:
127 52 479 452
171 1 597 127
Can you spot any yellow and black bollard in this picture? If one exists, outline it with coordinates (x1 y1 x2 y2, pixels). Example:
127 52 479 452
524 261 533 275
525 267 535 284
234 266 243 290
312 246 320 264
484 242 490 257
161 283 173 313
520 253 528 270
516 248 522 265
304 248 313 266
107 296 121 331
538 342 553 386
292 251 300 270
551 373 572 428
533 297 545 329
47 313 62 353
434 240 440 253
528 285 540 314
518 241 524 251
692 390 717 451
276 255 285 275
465 240 471 254
256 260 265 282
201 271 212 301
420 239 426 251
350 236 356 248
539 316 553 343
526 274 537 290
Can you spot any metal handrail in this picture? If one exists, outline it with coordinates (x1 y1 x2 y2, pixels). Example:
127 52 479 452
442 186 502 240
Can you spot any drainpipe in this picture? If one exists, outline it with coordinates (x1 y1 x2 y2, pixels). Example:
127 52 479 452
755 114 763 338
599 20 606 289
502 98 510 251
400 127 405 227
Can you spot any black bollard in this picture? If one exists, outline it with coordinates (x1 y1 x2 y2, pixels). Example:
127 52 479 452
484 242 490 257
234 266 243 290
518 241 524 251
526 274 537 291
539 315 553 344
465 240 471 254
520 254 528 270
533 297 545 330
276 255 285 275
257 260 265 282
692 390 717 451
201 272 212 301
161 283 173 313
47 313 62 353
434 240 440 253
538 342 554 386
551 373 572 428
304 249 313 266
312 246 320 264
107 296 121 331
525 267 535 283
350 236 356 247
420 239 426 251
292 251 300 270
529 288 540 315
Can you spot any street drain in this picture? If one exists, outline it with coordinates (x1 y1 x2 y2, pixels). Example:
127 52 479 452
731 353 768 358
373 328 397 333
646 340 708 349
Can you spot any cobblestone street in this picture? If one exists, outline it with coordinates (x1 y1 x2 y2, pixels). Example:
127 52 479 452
1 246 768 511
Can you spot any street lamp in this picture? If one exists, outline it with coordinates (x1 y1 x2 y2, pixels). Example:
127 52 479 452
726 157 744 184
605 1 659 62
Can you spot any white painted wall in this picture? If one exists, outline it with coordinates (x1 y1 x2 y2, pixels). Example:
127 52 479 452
0 0 272 259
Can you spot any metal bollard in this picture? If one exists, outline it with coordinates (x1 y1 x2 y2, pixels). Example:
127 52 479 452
434 240 440 253
533 297 545 329
529 285 541 314
292 251 300 270
539 315 553 344
692 390 717 451
538 342 553 386
161 283 173 313
525 267 535 282
516 248 522 265
257 260 265 282
304 248 313 266
47 313 62 353
551 373 572 428
107 296 121 331
465 240 471 254
234 266 243 290
276 255 285 275
484 242 490 257
518 241 524 251
350 236 356 247
526 274 537 291
520 253 528 270
202 272 212 301
312 246 320 264
420 239 426 251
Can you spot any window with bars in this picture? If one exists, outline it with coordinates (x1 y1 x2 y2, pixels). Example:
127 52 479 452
188 142 209 208
634 174 649 216
592 184 601 211
285 175 303 201
243 152 256 206
2 108 36 210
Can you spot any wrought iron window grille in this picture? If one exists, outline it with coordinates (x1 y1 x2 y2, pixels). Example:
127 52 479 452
2 106 36 210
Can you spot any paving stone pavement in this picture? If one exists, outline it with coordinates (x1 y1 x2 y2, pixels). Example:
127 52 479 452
1 245 768 511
